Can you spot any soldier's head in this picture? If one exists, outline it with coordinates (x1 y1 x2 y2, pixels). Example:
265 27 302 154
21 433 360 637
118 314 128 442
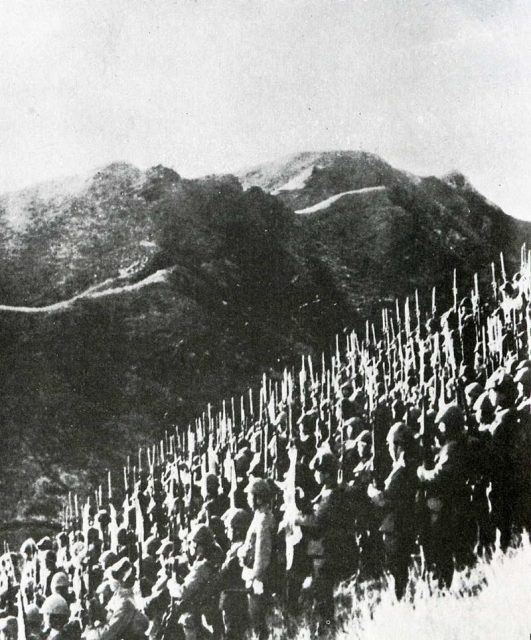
205 473 219 497
345 416 365 440
473 391 495 425
386 422 414 462
145 534 161 558
99 550 117 572
391 398 406 421
356 430 372 461
435 404 464 442
41 594 69 632
465 382 484 408
426 317 441 335
96 580 114 607
87 526 100 546
25 604 42 633
514 365 531 397
0 616 17 640
180 611 201 640
110 558 136 591
245 478 272 510
158 540 175 562
56 532 69 549
341 381 354 398
50 571 70 600
406 407 421 433
299 411 317 437
486 370 518 409
188 525 215 560
225 508 252 543
235 451 252 476
310 450 338 486
20 538 37 560
117 527 128 547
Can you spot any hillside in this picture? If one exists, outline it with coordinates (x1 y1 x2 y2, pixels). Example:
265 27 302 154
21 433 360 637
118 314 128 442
0 151 528 538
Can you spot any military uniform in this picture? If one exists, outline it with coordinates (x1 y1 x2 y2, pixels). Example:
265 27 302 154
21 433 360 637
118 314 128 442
217 541 249 640
239 505 276 640
489 406 525 549
84 588 148 640
418 435 469 586
369 455 417 598
296 480 352 630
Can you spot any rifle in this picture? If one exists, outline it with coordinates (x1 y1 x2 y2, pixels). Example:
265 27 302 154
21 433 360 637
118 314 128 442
280 446 303 571
17 586 27 640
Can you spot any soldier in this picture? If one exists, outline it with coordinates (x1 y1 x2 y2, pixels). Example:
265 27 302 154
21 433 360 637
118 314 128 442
197 474 230 521
486 371 526 549
51 572 75 605
238 479 276 640
41 594 78 640
217 509 252 640
25 603 43 640
83 558 148 640
171 524 221 640
417 405 470 587
0 616 17 640
368 422 417 599
514 364 531 529
43 551 59 598
295 450 350 634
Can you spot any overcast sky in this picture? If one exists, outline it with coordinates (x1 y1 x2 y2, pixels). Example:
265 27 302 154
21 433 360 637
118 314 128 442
1 0 530 220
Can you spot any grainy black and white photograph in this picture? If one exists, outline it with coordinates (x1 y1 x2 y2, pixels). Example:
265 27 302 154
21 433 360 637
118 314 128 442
0 1 530 639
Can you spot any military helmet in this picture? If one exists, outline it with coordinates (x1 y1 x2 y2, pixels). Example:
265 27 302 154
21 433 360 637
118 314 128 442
356 429 372 445
25 604 42 625
459 296 473 310
37 537 53 552
465 382 483 405
311 450 338 474
387 422 414 448
516 359 531 371
205 473 219 491
514 366 531 389
0 616 17 634
41 594 69 617
51 572 69 590
189 524 215 547
245 477 272 499
158 540 175 557
145 534 161 555
226 508 252 532
100 550 117 570
473 391 494 414
110 558 136 587
435 404 464 435
391 398 406 420
20 538 37 557
486 370 517 404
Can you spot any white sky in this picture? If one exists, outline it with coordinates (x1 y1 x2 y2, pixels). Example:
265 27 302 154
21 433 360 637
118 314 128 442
1 0 530 220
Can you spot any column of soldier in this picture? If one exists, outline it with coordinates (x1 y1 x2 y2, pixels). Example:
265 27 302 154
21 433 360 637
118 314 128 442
0 249 530 640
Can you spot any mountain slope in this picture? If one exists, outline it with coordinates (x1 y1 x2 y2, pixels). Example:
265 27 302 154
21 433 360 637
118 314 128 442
0 151 529 539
